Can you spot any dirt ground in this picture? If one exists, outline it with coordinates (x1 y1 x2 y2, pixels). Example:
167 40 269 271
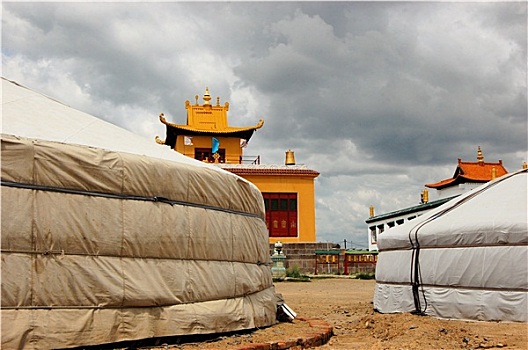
150 278 527 350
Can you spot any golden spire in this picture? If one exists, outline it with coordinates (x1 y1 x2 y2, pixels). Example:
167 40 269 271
523 162 527 169
203 87 211 105
369 205 375 218
421 189 429 203
477 146 484 164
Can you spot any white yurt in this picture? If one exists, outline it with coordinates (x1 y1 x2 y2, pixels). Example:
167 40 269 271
374 168 527 322
1 78 278 349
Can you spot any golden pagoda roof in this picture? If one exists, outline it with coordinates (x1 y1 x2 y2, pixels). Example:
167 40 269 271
155 87 264 149
159 113 263 136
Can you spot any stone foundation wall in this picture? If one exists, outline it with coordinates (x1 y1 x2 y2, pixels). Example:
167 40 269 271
269 242 339 275
269 242 377 275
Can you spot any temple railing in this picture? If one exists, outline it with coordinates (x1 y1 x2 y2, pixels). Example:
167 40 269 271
239 155 261 165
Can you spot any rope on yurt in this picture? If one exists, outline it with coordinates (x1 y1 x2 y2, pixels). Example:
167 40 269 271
408 219 428 316
407 169 525 316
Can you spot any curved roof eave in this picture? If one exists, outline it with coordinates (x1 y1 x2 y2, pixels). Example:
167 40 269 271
425 177 457 189
157 114 264 148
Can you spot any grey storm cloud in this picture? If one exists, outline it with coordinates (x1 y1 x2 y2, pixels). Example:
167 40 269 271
2 1 526 246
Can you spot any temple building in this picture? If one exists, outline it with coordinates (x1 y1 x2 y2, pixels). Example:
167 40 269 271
424 146 508 200
156 88 319 243
366 146 510 252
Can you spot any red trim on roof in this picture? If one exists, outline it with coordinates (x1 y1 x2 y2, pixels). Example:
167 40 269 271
458 161 507 181
426 160 508 189
223 168 320 177
426 177 457 188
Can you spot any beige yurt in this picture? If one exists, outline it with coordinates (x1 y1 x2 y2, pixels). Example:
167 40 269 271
1 78 278 349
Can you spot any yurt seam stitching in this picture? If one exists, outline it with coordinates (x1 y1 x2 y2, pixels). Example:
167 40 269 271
0 289 277 310
30 139 37 344
0 251 270 266
119 150 127 312
378 242 528 252
0 180 263 220
374 281 528 292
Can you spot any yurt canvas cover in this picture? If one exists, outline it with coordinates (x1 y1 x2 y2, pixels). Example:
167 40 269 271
1 78 278 349
374 169 527 322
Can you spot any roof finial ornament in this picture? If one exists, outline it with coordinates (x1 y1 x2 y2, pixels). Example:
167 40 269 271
203 87 211 105
477 146 484 164
285 149 296 165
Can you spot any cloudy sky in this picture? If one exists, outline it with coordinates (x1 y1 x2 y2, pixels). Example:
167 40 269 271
2 1 527 248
